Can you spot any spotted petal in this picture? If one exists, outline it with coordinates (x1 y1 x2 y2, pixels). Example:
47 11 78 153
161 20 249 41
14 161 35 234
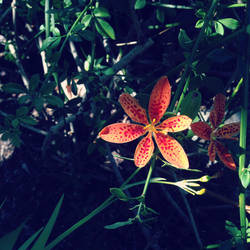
215 122 240 139
191 122 212 140
215 141 236 170
157 115 192 133
99 123 146 143
148 76 171 124
210 94 226 129
208 141 216 162
119 93 149 125
154 133 189 169
134 132 154 168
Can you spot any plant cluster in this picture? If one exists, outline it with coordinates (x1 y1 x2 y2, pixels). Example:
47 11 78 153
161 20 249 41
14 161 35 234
0 0 249 249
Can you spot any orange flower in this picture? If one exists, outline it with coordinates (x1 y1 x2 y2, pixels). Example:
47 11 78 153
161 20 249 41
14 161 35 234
99 76 192 168
191 94 240 170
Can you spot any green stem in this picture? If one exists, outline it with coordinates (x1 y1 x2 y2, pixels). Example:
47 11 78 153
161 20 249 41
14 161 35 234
59 0 93 55
238 1 250 243
175 75 190 113
45 0 50 38
136 156 156 221
169 0 219 112
45 168 141 250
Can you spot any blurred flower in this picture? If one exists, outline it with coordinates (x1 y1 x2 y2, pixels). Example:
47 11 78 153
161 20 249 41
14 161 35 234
99 76 192 168
191 94 240 170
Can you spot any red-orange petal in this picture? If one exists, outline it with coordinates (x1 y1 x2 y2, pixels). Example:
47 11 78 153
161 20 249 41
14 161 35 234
191 122 212 140
156 115 192 133
215 122 240 139
215 141 236 171
99 123 146 143
154 133 189 169
208 141 216 162
119 93 149 125
148 76 171 124
210 94 226 128
134 132 154 168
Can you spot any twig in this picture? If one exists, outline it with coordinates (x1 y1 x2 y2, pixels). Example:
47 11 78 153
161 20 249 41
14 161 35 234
10 0 29 89
99 38 154 83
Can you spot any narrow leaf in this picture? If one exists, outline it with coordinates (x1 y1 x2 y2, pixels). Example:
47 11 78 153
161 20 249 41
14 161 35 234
31 195 64 250
18 227 43 250
104 219 134 229
0 221 26 250
2 83 26 94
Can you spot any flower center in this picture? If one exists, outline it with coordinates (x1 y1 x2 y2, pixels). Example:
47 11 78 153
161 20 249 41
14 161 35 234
210 130 217 141
144 118 158 133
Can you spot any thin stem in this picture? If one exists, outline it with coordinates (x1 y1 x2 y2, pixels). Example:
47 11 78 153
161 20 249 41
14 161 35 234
59 1 93 55
45 0 50 38
169 0 219 111
136 156 156 221
238 1 250 243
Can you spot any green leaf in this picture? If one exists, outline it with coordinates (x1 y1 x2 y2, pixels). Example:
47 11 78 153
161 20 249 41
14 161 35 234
218 18 239 30
9 133 22 147
225 220 241 237
0 221 26 250
18 227 44 250
178 29 193 50
195 19 204 28
103 67 114 76
195 9 206 18
33 96 44 112
79 30 95 41
180 90 202 120
29 74 40 92
46 95 64 108
239 168 250 189
2 83 26 94
156 8 165 23
51 26 61 37
19 116 38 126
93 7 110 18
81 14 92 29
95 18 116 40
31 195 64 250
11 118 19 128
18 94 30 104
134 0 146 9
16 106 29 117
214 21 224 35
110 188 129 201
71 80 78 96
104 218 134 229
246 24 250 35
40 36 61 51
40 81 57 95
